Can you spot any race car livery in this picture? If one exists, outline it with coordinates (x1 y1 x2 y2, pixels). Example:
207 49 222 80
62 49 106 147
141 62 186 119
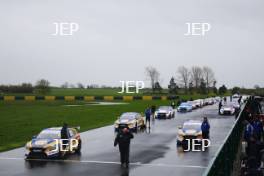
25 127 81 159
177 120 203 145
114 112 145 132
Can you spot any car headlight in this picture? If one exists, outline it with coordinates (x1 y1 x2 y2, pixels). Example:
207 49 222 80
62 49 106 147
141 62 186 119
177 135 184 141
128 123 134 128
178 130 185 136
46 143 57 151
196 132 203 139
25 142 32 150
114 121 120 127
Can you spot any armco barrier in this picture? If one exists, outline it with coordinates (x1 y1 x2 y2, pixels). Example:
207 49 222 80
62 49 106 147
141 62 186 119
203 102 247 176
0 95 179 101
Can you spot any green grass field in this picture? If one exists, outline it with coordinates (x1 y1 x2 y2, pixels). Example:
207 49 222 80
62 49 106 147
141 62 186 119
0 100 173 152
1 87 220 96
0 87 227 152
2 88 152 96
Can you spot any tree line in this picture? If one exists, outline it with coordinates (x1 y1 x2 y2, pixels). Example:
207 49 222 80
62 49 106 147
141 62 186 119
145 66 228 95
0 79 50 94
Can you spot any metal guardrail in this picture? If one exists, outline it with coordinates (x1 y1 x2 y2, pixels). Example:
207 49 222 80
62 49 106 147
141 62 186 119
203 102 248 176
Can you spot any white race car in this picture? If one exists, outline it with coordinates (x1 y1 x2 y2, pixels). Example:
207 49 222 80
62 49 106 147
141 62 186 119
219 104 235 115
155 106 175 119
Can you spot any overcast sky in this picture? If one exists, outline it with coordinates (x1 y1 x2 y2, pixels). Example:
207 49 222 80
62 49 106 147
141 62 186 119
0 0 263 88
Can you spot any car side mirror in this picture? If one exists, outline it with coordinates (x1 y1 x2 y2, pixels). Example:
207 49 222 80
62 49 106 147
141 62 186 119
178 126 182 129
32 135 37 139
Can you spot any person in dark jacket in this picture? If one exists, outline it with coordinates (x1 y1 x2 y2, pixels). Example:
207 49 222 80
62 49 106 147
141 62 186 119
244 120 254 142
61 123 69 149
218 100 222 115
145 107 151 128
151 105 156 121
114 128 134 168
252 117 263 141
201 117 210 139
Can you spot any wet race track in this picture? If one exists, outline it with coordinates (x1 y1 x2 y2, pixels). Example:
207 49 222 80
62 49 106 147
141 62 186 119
0 104 236 176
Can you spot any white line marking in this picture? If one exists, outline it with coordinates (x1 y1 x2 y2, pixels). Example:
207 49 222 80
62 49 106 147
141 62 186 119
0 157 206 169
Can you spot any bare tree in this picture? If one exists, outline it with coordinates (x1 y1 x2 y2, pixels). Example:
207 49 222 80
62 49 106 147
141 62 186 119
202 66 216 91
177 66 190 93
35 79 50 94
190 66 203 89
61 82 69 88
77 82 85 89
145 66 160 91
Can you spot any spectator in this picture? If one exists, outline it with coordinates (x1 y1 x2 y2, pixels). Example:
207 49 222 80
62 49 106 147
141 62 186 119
252 117 263 141
145 107 151 128
201 117 210 139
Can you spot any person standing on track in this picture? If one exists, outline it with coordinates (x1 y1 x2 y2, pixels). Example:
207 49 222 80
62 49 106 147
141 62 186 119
61 123 69 150
171 101 176 109
145 107 151 129
218 100 222 115
201 117 210 139
151 105 156 121
114 127 134 168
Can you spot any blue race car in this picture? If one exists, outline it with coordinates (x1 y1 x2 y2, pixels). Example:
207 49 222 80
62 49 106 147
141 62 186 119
177 102 192 112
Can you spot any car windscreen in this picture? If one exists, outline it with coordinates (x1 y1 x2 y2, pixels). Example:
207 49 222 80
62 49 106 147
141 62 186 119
183 123 201 131
37 130 61 139
120 114 136 120
158 106 170 110
222 104 233 108
180 103 190 106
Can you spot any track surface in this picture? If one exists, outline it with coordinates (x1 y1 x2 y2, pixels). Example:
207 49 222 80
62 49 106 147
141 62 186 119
0 104 236 176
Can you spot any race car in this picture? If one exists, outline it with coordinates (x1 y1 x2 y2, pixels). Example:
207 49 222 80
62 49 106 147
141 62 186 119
177 102 192 112
206 98 215 105
154 106 175 119
25 127 81 159
187 101 197 109
114 112 145 132
177 120 203 145
194 99 203 108
219 104 236 115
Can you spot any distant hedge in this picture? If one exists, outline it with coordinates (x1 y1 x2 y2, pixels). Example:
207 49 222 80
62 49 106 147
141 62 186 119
0 83 34 94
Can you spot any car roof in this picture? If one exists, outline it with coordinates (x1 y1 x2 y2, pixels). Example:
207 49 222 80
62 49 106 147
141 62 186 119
159 106 171 108
44 127 62 131
121 112 139 116
42 127 76 132
180 102 191 105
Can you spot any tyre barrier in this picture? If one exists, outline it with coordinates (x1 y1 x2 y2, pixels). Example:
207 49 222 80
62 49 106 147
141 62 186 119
0 95 179 101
